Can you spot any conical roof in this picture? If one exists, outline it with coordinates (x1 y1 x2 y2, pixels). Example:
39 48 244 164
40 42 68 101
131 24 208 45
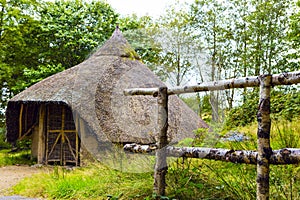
93 27 139 58
6 28 208 148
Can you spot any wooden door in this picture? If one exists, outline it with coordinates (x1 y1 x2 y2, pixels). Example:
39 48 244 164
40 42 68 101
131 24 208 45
45 105 79 166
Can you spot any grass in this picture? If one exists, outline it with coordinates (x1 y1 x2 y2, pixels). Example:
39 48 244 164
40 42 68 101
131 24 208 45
12 163 154 200
0 149 35 167
211 119 300 199
4 118 300 199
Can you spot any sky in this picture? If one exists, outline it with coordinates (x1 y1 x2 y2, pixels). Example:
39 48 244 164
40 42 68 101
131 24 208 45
105 0 194 18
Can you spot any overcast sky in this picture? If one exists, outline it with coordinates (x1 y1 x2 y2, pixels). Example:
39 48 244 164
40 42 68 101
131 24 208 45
105 0 194 18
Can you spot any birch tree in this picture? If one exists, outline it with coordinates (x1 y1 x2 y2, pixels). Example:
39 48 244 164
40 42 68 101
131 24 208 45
285 0 300 72
154 1 200 87
246 0 290 75
190 0 229 122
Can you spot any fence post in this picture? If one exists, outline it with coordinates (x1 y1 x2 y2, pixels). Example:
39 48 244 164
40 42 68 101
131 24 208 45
154 87 168 197
257 75 272 200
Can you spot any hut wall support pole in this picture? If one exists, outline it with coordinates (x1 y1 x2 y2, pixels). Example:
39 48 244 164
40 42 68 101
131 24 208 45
19 104 24 138
256 75 272 200
61 106 65 166
38 104 46 164
154 87 168 197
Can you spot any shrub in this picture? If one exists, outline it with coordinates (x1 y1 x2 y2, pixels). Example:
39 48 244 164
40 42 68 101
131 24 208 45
225 89 300 129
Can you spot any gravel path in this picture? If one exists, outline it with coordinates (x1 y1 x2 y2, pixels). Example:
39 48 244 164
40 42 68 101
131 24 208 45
0 165 44 199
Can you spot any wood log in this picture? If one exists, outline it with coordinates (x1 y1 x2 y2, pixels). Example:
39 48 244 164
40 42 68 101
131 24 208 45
153 87 168 197
256 75 272 200
123 87 159 97
124 71 300 96
168 71 300 95
272 71 300 85
123 144 300 165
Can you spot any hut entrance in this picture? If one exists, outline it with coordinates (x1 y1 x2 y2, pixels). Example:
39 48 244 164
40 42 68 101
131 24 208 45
45 104 80 166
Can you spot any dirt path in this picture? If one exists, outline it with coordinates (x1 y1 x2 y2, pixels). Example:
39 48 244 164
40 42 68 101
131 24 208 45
0 165 44 196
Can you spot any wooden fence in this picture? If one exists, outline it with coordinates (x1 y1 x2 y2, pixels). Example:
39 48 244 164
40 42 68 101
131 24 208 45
124 71 300 200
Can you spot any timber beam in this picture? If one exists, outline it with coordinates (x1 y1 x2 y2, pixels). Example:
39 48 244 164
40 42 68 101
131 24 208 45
123 144 300 165
124 71 300 96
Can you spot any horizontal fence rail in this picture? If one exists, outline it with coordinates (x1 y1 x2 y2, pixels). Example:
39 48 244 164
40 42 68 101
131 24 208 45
124 71 300 96
124 144 300 165
124 71 300 199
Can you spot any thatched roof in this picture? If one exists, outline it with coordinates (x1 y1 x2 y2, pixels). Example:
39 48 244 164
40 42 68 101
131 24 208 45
6 28 208 149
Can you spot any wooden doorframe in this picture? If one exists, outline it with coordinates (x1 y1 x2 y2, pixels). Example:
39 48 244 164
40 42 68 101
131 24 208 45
45 104 80 166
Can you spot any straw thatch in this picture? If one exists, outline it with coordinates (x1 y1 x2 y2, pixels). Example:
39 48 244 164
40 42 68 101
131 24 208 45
6 28 208 150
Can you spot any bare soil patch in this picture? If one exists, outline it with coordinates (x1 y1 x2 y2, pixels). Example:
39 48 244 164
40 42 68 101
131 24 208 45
0 165 44 196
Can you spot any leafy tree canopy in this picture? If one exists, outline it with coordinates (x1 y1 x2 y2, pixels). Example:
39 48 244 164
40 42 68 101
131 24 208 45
0 0 119 115
0 0 163 128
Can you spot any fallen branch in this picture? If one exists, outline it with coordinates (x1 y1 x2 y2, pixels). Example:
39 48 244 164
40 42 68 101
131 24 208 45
123 144 300 165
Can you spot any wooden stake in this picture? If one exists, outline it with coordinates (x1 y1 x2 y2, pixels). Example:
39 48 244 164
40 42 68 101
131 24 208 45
76 130 79 166
45 105 49 165
257 75 272 200
38 104 45 164
153 87 168 197
19 104 24 138
61 106 65 165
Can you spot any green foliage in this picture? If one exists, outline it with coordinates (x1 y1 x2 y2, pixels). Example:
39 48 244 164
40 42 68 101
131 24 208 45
0 127 10 149
245 0 290 75
225 90 259 128
181 94 212 122
271 88 300 121
204 161 300 200
0 149 35 167
0 0 119 117
0 0 41 107
189 0 294 120
22 64 65 87
119 15 162 73
278 1 300 72
205 161 257 200
1 1 300 198
153 2 197 86
225 89 300 128
37 0 118 69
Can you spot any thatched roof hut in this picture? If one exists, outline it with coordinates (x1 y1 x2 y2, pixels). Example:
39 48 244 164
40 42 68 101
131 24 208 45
5 28 208 166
